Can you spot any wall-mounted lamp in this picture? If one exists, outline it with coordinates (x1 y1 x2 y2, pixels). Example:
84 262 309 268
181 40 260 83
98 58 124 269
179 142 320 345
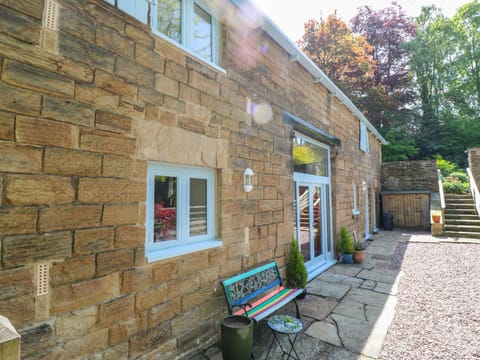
362 180 367 192
243 168 254 192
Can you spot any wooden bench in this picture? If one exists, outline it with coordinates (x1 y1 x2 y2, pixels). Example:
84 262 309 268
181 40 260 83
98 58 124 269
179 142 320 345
221 261 303 322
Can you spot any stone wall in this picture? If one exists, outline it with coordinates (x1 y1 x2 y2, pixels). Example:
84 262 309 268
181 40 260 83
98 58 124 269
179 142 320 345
0 0 382 359
381 160 439 192
468 147 480 185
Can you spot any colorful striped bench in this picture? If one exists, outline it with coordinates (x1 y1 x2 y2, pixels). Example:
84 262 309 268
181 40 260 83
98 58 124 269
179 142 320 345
221 261 303 322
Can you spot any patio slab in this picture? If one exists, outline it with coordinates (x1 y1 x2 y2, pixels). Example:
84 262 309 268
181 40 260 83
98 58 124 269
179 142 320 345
357 268 399 284
316 271 364 288
300 295 339 320
307 279 351 300
305 319 342 347
343 287 394 308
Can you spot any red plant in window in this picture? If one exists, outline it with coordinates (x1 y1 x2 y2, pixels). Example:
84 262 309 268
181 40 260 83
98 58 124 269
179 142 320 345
154 202 176 239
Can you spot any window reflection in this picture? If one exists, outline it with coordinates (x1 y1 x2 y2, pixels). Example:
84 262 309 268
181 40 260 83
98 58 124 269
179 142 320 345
156 0 182 43
192 4 212 62
154 176 177 242
190 178 207 236
293 135 328 177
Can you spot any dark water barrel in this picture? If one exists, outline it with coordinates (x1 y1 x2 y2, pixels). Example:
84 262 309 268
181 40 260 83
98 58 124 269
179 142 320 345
221 315 253 360
383 212 393 230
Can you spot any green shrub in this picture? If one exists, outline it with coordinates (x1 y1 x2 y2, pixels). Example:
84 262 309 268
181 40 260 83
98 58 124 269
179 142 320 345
337 227 355 254
449 171 468 182
437 156 458 177
286 238 307 288
443 180 469 194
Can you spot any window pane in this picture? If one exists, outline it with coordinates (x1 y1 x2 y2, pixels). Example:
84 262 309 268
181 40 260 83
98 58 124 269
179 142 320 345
190 178 207 236
313 186 322 257
156 0 182 43
298 186 311 262
293 135 328 177
154 176 177 242
192 3 212 62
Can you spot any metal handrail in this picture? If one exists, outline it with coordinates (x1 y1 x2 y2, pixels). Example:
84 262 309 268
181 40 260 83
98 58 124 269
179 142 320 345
437 169 445 209
467 168 480 218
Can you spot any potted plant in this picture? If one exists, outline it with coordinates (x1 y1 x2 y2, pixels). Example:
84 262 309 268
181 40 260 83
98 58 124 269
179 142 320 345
337 227 355 264
286 237 308 299
353 239 365 264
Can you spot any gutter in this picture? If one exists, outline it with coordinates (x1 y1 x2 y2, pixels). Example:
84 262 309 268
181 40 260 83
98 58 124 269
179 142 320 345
230 0 388 145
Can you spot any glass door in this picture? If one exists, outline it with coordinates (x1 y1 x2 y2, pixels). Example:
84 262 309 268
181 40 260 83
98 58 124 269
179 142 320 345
294 182 333 272
292 132 334 277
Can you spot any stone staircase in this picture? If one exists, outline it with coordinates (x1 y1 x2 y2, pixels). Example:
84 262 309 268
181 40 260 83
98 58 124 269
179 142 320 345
443 193 480 238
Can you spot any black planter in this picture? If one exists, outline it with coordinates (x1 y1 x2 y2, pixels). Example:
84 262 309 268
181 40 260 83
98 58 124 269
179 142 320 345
221 315 254 360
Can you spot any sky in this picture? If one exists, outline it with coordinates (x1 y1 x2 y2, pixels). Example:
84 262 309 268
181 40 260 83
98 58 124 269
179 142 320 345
252 0 469 42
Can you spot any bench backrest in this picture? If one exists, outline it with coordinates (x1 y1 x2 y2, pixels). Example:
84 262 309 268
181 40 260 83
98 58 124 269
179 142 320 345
221 261 282 314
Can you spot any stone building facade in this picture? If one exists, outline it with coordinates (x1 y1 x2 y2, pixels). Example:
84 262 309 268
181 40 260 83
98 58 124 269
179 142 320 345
0 0 385 358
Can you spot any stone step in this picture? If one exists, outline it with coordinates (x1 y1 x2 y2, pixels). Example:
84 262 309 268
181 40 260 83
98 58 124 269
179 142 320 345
445 206 475 214
444 219 480 226
443 231 480 239
445 200 475 206
445 203 475 209
445 193 471 198
445 213 479 219
444 224 480 233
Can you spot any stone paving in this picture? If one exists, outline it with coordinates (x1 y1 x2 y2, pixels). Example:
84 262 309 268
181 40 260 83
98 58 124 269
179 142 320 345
200 230 466 360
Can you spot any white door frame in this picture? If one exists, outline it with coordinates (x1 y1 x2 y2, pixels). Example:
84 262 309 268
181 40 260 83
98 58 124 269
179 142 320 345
293 135 336 279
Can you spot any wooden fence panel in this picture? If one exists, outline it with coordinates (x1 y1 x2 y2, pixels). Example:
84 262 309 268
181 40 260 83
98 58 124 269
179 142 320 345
382 193 430 229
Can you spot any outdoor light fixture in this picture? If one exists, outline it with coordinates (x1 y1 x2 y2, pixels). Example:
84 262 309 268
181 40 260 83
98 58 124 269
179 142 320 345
244 168 254 192
362 180 367 192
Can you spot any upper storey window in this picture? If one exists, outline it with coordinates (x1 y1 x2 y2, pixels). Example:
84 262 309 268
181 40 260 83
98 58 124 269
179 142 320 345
103 0 220 66
152 0 219 64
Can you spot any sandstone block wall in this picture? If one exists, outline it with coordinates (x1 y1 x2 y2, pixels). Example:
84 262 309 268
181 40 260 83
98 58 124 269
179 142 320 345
0 0 382 358
381 160 439 192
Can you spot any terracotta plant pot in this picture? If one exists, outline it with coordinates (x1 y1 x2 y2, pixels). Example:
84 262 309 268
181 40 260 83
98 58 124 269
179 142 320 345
432 214 441 223
353 250 365 264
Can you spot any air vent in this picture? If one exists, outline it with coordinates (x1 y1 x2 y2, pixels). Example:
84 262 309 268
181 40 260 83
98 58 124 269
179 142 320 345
43 0 59 31
36 263 49 296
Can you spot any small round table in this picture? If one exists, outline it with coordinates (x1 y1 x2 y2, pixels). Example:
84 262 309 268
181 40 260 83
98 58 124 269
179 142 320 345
265 314 303 360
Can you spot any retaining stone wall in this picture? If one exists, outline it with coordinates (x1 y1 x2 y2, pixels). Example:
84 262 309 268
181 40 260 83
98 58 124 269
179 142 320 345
382 160 439 192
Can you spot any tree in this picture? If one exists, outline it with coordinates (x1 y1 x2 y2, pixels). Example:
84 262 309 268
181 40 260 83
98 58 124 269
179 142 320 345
408 2 480 166
297 13 376 97
351 3 417 92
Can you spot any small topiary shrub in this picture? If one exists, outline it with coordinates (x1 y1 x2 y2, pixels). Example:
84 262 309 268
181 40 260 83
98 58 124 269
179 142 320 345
337 227 355 254
286 238 307 289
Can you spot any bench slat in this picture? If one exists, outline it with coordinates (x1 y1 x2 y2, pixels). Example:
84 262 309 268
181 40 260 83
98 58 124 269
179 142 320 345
233 287 303 321
231 278 282 307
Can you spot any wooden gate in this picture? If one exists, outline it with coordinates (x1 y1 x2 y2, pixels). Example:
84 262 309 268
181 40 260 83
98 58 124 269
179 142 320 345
382 191 430 229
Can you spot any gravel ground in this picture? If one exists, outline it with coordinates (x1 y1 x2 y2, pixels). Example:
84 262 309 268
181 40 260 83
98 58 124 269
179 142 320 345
379 242 480 360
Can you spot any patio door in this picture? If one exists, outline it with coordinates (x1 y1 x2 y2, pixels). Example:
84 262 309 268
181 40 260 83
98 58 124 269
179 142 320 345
293 133 335 278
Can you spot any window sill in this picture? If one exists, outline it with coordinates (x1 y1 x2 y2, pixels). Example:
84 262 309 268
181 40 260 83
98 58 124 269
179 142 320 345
152 30 227 75
146 239 222 262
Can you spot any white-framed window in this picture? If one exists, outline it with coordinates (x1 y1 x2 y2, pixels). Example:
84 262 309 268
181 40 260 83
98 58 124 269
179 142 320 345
360 122 370 153
151 0 220 64
102 0 221 67
145 162 220 262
